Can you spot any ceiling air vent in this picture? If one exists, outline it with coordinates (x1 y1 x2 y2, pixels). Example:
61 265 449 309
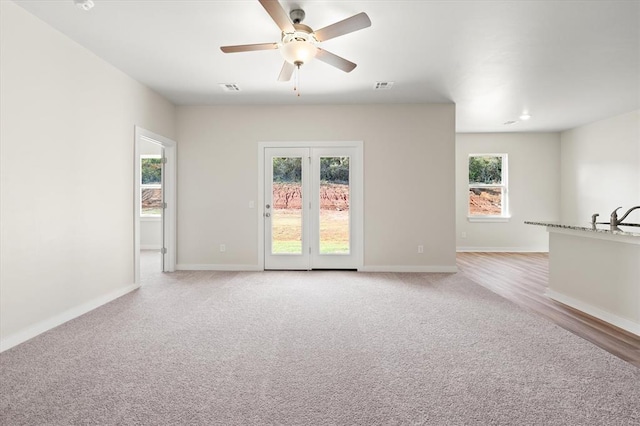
373 81 394 90
219 83 241 92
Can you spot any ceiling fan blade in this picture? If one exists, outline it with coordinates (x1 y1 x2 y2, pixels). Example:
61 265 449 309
220 43 279 53
313 12 371 42
316 48 357 73
278 61 295 81
259 0 295 33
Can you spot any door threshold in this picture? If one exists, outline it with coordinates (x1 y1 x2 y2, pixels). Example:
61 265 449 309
311 268 357 271
264 268 358 272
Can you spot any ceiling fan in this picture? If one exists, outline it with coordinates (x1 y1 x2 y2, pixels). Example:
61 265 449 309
220 0 371 82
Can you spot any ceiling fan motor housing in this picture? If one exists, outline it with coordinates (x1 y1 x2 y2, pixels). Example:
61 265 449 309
290 9 305 24
281 24 316 45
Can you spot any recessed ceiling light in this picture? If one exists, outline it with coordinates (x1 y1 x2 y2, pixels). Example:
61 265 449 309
74 0 94 11
219 83 240 92
519 113 532 120
373 81 394 90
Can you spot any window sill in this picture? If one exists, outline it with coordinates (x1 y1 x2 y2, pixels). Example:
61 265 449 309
141 216 161 222
468 216 511 223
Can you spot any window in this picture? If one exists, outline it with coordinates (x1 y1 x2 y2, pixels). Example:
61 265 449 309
468 154 508 221
141 155 162 217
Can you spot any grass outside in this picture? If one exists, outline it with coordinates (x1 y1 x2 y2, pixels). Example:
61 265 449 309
271 209 349 254
319 210 350 254
272 209 303 254
142 208 162 216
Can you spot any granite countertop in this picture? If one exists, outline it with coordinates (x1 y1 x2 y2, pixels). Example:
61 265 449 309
525 221 640 238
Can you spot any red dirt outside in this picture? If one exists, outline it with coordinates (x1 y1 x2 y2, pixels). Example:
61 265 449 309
469 188 501 215
272 182 349 211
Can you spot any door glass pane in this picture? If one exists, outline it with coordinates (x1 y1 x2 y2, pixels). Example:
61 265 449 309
272 157 302 254
319 157 350 254
141 187 162 215
141 156 162 217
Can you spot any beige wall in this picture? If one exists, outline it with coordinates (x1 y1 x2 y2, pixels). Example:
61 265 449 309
176 104 457 271
0 1 176 346
456 133 561 251
560 110 640 225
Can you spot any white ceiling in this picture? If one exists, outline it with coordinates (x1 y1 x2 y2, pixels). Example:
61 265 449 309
13 0 640 132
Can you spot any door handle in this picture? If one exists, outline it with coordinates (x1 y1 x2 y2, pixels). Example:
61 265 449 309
265 212 271 217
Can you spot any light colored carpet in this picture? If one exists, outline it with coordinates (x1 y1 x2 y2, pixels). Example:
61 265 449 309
1 264 639 425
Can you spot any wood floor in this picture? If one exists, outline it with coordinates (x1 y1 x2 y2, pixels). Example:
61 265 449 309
456 252 640 368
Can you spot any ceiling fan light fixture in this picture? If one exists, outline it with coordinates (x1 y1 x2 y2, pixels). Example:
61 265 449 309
279 40 317 66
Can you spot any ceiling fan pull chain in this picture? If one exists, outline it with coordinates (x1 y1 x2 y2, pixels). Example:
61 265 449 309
294 63 301 96
293 66 297 92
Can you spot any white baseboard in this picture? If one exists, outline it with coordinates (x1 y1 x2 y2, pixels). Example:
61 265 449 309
457 247 549 253
0 283 140 353
176 264 262 272
546 290 640 336
359 265 458 273
176 264 458 273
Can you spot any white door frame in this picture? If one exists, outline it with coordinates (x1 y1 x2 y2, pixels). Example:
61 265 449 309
134 126 177 284
257 141 364 271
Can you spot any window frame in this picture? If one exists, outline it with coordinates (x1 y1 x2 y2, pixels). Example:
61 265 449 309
140 154 162 218
467 153 510 222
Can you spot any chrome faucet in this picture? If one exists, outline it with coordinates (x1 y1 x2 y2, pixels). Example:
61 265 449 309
610 206 640 231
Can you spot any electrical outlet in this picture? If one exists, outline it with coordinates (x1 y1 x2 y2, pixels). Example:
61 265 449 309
220 244 226 252
461 232 467 239
417 245 424 254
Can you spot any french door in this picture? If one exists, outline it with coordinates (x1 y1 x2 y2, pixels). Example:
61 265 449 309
263 145 361 270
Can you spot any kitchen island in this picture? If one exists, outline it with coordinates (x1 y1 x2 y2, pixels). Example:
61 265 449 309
526 221 640 336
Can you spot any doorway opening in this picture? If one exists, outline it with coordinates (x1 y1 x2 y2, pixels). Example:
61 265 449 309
134 126 177 284
258 142 363 271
